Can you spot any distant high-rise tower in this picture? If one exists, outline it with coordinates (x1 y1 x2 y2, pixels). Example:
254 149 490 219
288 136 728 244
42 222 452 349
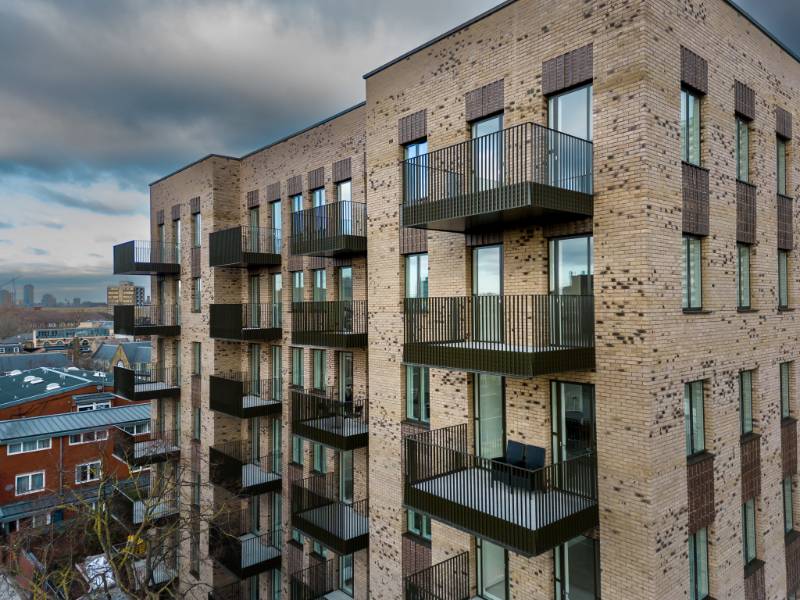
40 293 57 308
0 290 11 307
23 284 34 307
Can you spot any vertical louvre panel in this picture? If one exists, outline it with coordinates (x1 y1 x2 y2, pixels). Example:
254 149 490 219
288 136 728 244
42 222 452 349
740 434 761 500
308 167 325 190
736 180 757 244
787 530 800 596
783 418 797 477
680 46 708 94
171 204 181 221
465 79 504 122
190 196 201 214
779 194 794 250
155 209 165 225
682 163 710 236
398 110 427 145
287 175 303 197
267 182 281 202
687 453 715 533
332 158 352 183
735 81 756 121
247 189 260 208
777 106 794 139
542 44 593 96
744 560 766 600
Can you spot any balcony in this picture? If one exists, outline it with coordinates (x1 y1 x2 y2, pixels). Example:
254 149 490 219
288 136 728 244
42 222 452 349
404 294 594 378
113 304 180 336
291 387 368 450
401 122 593 233
403 424 598 557
113 426 180 467
291 473 369 555
112 478 179 526
290 201 367 257
290 559 339 600
210 303 282 342
209 582 259 600
209 373 282 419
209 226 281 268
403 552 470 600
114 365 181 401
209 510 281 579
291 300 367 347
210 440 281 496
113 240 180 275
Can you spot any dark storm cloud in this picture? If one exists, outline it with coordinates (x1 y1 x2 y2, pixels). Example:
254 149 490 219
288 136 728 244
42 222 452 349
734 0 800 59
33 185 142 216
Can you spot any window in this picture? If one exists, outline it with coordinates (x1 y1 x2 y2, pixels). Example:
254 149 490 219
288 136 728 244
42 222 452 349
778 137 788 196
782 362 792 419
15 471 44 495
312 540 327 558
337 180 352 203
292 271 304 303
31 513 51 528
271 201 282 251
192 342 201 376
742 498 757 565
681 88 701 165
684 381 705 456
291 435 304 465
784 477 794 533
312 187 325 208
689 528 709 600
683 236 702 310
779 250 790 308
7 438 51 455
122 422 150 436
77 401 111 412
76 461 101 484
405 366 430 423
69 430 109 445
312 269 327 301
192 277 201 312
736 244 751 309
312 349 326 390
405 253 429 299
291 194 303 213
736 117 750 183
740 370 753 435
291 347 304 388
291 528 304 545
193 212 202 247
192 407 201 441
312 442 327 473
407 510 431 541
403 139 429 204
271 569 281 600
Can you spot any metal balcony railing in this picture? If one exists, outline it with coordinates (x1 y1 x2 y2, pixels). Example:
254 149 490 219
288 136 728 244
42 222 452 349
209 514 282 579
114 365 181 401
209 225 282 267
291 386 368 450
209 303 282 341
113 240 181 275
404 294 594 377
404 424 598 556
113 426 180 466
291 300 367 347
290 559 339 600
290 201 367 256
403 552 470 600
401 122 593 232
114 304 180 336
209 373 282 418
210 439 282 495
113 477 179 525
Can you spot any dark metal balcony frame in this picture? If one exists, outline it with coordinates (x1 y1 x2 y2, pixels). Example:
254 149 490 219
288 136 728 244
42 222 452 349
113 425 180 467
291 472 369 555
111 477 179 526
291 387 368 450
290 201 367 257
291 300 367 348
209 440 281 496
210 303 282 342
209 225 281 268
114 304 180 337
403 294 594 378
209 511 282 580
114 365 181 401
403 424 598 557
400 122 593 233
290 559 339 600
403 551 470 600
113 240 180 275
209 373 282 419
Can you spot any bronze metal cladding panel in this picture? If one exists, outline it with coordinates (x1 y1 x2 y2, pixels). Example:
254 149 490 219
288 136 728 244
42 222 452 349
465 231 503 247
778 195 794 251
399 225 427 255
744 559 766 600
288 254 304 272
682 163 710 236
542 44 593 96
787 530 800 596
191 246 201 277
190 196 201 214
308 167 325 190
735 81 756 121
465 79 504 122
680 46 708 94
740 433 761 501
247 189 260 208
332 158 352 183
783 418 798 477
287 175 303 197
155 209 165 225
398 109 427 145
267 182 281 202
777 106 794 140
737 181 757 244
687 452 715 533
171 204 181 221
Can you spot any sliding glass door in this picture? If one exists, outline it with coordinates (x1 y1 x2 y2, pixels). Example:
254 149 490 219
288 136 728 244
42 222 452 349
473 245 503 344
474 374 504 460
477 537 507 600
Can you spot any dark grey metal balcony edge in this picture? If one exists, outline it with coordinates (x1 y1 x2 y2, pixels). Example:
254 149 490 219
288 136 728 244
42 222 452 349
113 305 180 337
209 226 281 268
209 375 282 419
403 343 595 378
208 528 281 580
209 446 282 496
113 366 181 402
292 422 368 451
291 332 367 348
291 510 369 556
113 240 180 275
290 234 367 257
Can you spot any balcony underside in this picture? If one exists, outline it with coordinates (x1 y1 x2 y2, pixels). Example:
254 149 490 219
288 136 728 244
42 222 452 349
291 235 367 258
210 251 281 268
133 381 181 401
132 499 179 524
291 332 367 348
293 417 368 451
292 503 369 555
210 448 282 496
405 467 598 557
210 393 281 419
211 327 282 343
114 262 180 276
402 182 593 233
213 535 281 580
120 324 180 337
403 342 595 378
130 439 181 466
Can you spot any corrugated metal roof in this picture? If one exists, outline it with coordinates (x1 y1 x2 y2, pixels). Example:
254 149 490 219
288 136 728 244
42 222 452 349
0 404 150 443
0 367 112 408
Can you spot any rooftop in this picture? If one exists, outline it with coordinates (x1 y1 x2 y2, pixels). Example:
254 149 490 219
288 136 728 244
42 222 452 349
0 353 69 374
0 367 112 408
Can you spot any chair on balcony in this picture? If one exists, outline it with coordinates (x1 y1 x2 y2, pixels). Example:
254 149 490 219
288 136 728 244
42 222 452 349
491 441 546 491
490 440 525 486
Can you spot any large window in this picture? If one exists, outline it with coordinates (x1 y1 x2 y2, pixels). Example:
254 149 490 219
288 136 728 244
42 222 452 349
192 212 202 248
548 84 593 140
778 137 789 196
312 349 326 390
192 277 201 312
781 362 792 419
405 366 430 423
405 253 429 299
292 271 304 303
554 535 599 600
337 180 352 203
312 443 327 473
7 438 51 455
683 236 702 310
779 250 790 309
75 461 101 484
740 370 753 435
291 347 304 388
192 342 201 376
407 510 431 541
689 528 709 600
742 499 757 565
69 430 109 445
312 187 325 208
404 139 429 204
736 117 750 183
16 471 45 495
784 477 794 534
312 269 327 301
291 435 304 465
736 244 751 309
684 381 705 457
681 88 701 165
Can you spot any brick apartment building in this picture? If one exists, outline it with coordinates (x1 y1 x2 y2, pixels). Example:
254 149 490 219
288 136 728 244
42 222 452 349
107 281 146 307
109 0 800 598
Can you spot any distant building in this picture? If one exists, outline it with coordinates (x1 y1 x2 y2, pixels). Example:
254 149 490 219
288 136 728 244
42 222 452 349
0 353 69 375
32 321 113 350
40 294 56 308
91 341 151 372
0 290 12 307
72 298 81 306
106 282 144 306
22 285 33 307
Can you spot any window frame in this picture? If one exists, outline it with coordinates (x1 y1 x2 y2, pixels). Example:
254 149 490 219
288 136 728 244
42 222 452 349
779 250 790 309
784 476 795 534
405 253 429 299
781 362 792 419
684 380 706 457
681 88 702 166
736 243 751 309
778 136 788 196
405 365 430 424
740 370 753 436
742 498 757 565
683 235 703 310
291 435 304 465
75 460 102 484
292 271 304 303
689 527 710 600
407 509 432 541
15 471 45 496
68 430 109 445
7 437 51 455
736 117 750 183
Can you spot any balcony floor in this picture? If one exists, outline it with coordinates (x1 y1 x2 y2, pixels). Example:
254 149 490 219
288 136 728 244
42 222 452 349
302 415 368 438
133 499 178 523
242 463 280 489
243 394 281 410
296 503 368 542
133 439 180 460
240 533 280 568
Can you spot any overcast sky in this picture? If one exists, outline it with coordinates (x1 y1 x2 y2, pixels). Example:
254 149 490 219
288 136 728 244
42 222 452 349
0 0 797 302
